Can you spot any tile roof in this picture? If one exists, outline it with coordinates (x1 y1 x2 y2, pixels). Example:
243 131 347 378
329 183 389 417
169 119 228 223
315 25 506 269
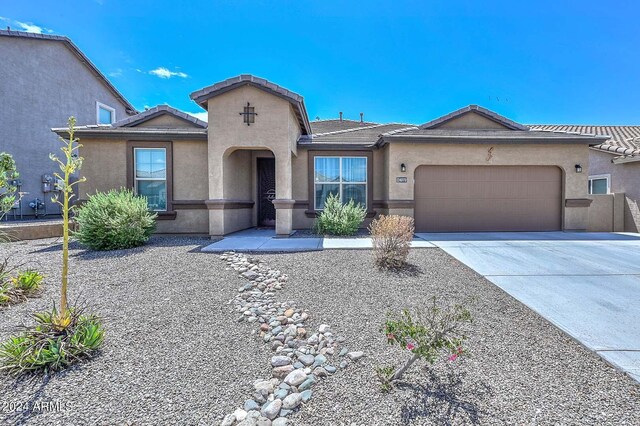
190 74 311 135
310 119 378 134
529 125 640 156
0 29 137 115
113 104 207 128
303 123 415 146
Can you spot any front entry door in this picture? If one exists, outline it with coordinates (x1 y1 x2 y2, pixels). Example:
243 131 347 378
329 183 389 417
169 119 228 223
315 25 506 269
257 158 276 227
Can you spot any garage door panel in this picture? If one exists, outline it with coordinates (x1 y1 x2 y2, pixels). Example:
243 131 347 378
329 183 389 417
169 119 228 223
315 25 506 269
414 166 562 232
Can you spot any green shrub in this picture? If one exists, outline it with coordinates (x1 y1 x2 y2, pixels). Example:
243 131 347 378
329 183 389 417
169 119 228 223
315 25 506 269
369 215 415 269
75 189 157 250
0 306 104 375
313 193 366 236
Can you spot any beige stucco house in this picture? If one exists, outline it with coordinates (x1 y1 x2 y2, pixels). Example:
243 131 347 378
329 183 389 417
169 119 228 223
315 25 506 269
54 75 613 236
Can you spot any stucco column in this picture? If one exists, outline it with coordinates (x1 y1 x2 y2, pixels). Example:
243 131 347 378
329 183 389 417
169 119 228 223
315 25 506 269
273 150 294 235
207 151 226 236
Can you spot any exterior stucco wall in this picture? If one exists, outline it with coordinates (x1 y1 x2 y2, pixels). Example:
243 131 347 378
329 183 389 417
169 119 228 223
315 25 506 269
589 149 640 232
0 36 131 218
386 143 591 231
205 85 301 235
136 114 199 128
437 112 510 130
587 194 625 232
78 138 209 234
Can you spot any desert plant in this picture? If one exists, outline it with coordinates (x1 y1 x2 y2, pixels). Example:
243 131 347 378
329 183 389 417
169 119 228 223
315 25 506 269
378 298 472 390
313 193 366 236
0 118 104 375
0 306 104 375
0 260 43 306
11 270 45 293
369 215 415 269
74 189 157 250
0 152 19 219
49 116 86 327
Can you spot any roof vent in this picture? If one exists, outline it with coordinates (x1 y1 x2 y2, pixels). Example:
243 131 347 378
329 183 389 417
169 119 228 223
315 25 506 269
360 112 364 124
339 112 343 122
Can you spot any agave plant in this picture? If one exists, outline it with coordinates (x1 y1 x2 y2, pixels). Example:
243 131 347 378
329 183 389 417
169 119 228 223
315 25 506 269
0 306 104 375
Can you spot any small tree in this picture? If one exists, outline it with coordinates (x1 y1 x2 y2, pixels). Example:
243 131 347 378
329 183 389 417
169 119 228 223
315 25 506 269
0 152 19 220
50 117 85 329
378 298 472 388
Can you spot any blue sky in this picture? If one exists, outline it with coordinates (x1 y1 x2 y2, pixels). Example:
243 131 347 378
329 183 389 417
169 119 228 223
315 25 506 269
3 1 639 125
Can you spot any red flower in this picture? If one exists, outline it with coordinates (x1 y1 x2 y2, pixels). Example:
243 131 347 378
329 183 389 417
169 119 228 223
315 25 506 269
406 342 416 351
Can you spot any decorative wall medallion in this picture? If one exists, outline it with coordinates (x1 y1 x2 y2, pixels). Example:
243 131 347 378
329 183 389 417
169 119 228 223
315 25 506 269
239 102 258 126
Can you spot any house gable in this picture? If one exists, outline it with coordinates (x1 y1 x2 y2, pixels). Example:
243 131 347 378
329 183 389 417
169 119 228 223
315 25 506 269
135 113 201 128
420 105 529 131
190 74 311 135
112 105 207 129
436 111 512 130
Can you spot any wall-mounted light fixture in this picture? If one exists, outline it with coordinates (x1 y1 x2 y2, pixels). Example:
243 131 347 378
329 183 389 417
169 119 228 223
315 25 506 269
575 164 582 173
400 163 407 173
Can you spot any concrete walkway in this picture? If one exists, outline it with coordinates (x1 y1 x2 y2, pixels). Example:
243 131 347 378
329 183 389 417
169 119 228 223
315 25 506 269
201 228 435 252
417 231 640 383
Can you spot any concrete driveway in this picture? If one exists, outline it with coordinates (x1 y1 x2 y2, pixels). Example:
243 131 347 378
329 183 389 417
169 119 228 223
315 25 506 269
417 231 640 383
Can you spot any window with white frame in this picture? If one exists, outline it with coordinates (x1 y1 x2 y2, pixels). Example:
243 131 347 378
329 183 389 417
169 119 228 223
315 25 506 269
134 148 167 211
588 174 610 194
96 101 116 124
314 156 367 209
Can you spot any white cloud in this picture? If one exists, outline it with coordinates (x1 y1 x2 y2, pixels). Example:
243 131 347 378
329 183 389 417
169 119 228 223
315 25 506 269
108 68 123 77
149 67 188 79
0 17 53 34
187 112 208 122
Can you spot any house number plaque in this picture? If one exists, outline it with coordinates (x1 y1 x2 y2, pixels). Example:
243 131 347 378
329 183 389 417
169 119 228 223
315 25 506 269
396 177 408 183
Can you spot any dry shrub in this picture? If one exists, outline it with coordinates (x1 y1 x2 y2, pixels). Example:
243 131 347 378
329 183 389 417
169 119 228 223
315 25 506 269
369 215 414 269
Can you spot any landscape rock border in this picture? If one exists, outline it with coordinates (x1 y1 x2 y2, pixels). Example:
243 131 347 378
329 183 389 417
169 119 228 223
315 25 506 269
219 252 364 426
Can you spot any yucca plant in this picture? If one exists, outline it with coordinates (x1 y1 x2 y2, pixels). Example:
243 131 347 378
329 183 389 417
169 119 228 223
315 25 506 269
0 117 105 375
0 306 104 375
49 117 86 329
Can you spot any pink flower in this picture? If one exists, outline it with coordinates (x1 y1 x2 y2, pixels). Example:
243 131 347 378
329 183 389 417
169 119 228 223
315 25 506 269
387 333 395 341
448 354 458 362
406 342 416 351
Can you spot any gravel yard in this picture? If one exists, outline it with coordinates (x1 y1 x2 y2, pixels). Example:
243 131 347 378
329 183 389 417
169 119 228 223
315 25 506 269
0 237 267 425
0 237 639 425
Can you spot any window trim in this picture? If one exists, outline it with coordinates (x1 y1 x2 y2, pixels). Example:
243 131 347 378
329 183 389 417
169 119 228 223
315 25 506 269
133 147 168 212
313 156 368 210
307 150 374 217
588 174 610 194
126 141 175 219
96 101 116 124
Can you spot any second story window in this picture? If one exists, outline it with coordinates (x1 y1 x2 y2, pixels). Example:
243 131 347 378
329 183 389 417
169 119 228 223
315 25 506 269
96 102 116 124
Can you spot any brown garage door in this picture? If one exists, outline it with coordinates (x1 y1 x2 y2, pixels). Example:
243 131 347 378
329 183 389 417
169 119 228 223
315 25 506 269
414 165 562 232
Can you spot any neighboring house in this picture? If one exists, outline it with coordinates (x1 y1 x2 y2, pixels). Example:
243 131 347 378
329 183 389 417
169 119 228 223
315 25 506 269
531 125 640 232
54 74 613 236
0 30 136 219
